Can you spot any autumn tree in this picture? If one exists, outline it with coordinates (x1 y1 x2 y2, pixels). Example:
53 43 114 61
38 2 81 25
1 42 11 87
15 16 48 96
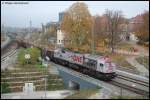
105 10 124 53
61 2 92 52
94 15 101 47
136 11 149 43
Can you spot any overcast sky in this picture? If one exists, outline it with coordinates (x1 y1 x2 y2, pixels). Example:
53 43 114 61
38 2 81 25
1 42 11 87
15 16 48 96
1 1 149 28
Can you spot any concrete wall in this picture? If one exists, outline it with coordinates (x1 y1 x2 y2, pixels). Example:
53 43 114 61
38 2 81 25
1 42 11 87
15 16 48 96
58 69 98 89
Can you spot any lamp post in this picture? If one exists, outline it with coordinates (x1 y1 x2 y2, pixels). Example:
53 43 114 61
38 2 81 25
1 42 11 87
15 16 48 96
42 47 48 99
91 17 95 55
140 52 145 76
43 61 48 99
25 53 30 91
120 87 122 98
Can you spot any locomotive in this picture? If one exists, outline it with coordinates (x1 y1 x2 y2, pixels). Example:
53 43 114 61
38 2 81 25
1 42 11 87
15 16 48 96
45 48 117 81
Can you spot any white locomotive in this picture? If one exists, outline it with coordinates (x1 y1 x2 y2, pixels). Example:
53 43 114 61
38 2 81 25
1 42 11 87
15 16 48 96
46 48 117 81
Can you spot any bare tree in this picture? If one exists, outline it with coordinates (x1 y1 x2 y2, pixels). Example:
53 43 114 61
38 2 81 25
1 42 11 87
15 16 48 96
105 10 123 53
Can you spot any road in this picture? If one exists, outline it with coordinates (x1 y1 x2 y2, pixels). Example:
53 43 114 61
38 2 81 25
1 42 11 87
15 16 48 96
126 56 149 77
124 41 149 77
1 36 10 49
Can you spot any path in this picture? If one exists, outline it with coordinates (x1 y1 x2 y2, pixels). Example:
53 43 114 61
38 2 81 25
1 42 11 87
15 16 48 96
126 56 149 77
127 41 149 56
125 41 149 77
1 90 73 99
1 36 11 49
89 89 110 99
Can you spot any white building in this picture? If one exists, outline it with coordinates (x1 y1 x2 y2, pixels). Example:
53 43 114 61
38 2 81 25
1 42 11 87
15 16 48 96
129 32 139 42
57 29 65 47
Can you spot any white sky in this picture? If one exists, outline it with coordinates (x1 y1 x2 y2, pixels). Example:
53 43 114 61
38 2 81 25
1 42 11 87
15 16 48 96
1 1 149 28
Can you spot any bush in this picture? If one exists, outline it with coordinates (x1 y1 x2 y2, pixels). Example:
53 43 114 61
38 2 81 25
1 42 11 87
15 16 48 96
65 88 98 99
18 47 41 66
111 95 147 99
137 40 149 47
34 63 44 70
136 56 149 70
1 83 11 93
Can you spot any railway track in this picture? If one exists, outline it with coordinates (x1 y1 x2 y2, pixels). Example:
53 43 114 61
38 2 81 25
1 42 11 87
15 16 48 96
1 49 17 63
1 40 19 56
51 62 149 97
108 70 149 97
116 74 149 87
109 80 149 97
117 66 140 75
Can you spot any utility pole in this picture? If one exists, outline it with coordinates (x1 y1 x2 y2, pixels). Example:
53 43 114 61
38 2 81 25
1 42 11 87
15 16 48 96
29 20 32 39
91 17 95 55
2 23 6 38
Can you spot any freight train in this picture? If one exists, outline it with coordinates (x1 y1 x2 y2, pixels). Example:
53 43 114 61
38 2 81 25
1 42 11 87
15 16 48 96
45 48 117 81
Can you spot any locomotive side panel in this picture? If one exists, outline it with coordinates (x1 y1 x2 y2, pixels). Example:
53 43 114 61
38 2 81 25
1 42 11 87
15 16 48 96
83 57 97 70
54 49 84 65
70 53 84 65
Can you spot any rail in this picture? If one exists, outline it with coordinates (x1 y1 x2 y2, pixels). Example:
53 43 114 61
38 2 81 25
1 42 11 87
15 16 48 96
1 49 17 62
109 80 149 97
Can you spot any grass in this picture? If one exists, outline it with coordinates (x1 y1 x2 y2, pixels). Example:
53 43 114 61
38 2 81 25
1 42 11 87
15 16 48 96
109 54 140 74
110 95 148 99
1 63 65 92
47 75 66 91
64 88 99 99
1 82 11 93
109 54 132 68
34 63 45 71
1 72 44 78
136 56 149 70
13 63 45 72
116 42 135 51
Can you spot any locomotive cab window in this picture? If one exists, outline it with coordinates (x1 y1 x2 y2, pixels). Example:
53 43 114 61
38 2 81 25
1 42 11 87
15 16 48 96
62 50 65 53
100 63 104 67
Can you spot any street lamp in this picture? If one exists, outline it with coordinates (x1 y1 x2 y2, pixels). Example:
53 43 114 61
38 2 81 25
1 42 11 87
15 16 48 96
42 60 48 99
120 87 122 98
25 53 30 91
91 17 95 55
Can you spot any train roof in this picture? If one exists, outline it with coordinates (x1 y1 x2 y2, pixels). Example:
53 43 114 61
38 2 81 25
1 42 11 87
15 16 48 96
84 54 101 60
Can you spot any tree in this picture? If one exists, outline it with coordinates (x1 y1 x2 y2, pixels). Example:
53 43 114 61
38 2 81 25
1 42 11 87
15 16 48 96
105 10 123 53
61 2 92 52
94 15 109 48
136 11 149 42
